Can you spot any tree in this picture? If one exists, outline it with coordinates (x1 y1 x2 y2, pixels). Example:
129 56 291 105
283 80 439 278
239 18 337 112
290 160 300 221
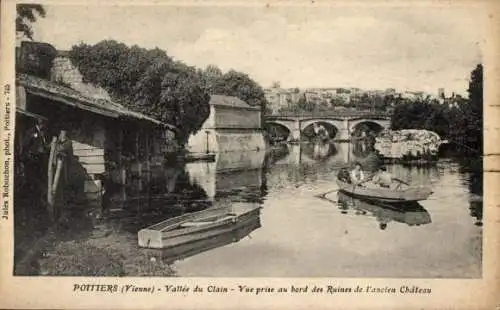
211 70 266 107
391 98 449 138
330 97 347 107
296 94 315 112
462 64 483 152
69 41 172 102
134 61 210 145
16 4 46 40
198 64 223 94
68 40 210 144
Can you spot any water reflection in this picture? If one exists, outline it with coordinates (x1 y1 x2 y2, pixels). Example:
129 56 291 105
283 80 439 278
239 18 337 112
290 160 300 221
186 150 266 199
351 140 375 158
302 142 337 161
102 163 213 232
264 144 290 166
23 142 482 277
174 144 481 277
335 191 432 229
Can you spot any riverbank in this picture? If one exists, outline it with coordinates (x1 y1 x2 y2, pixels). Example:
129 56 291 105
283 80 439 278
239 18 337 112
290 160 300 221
38 232 177 277
14 202 177 277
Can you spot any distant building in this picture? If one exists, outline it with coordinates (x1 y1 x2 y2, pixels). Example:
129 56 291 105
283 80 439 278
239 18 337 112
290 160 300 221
264 87 302 114
438 88 445 99
304 91 322 104
401 91 425 100
331 93 351 104
385 88 396 95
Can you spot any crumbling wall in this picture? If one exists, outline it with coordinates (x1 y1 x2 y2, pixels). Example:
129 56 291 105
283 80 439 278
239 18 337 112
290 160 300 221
50 56 111 101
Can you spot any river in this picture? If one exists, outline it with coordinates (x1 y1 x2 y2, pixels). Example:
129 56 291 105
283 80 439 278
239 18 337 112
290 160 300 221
174 143 482 278
24 142 483 278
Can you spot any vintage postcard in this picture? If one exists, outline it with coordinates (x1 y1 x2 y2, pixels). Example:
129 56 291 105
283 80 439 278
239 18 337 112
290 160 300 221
1 0 499 309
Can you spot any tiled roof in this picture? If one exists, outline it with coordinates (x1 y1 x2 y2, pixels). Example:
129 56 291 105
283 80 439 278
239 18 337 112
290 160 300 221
16 73 176 130
209 94 261 110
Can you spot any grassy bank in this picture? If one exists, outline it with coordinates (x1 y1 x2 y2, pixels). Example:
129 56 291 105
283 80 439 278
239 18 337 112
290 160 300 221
15 202 177 277
38 233 177 277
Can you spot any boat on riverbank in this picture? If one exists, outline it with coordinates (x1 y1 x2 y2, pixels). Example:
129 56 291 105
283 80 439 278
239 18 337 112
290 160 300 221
179 152 216 163
153 216 261 264
137 204 261 249
335 178 433 202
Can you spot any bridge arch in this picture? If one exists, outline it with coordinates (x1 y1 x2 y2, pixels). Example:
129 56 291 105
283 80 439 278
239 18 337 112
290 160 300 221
301 119 344 140
265 121 293 141
302 121 339 140
349 119 390 138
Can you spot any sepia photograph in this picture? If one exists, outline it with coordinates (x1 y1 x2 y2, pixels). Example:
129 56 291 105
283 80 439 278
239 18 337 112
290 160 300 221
8 2 488 281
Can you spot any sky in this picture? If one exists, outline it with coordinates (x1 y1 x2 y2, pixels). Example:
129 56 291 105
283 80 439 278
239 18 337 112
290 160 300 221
29 3 486 96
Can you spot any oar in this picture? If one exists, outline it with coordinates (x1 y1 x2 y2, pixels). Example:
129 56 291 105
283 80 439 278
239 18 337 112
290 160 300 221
316 188 337 199
356 173 376 186
47 137 57 211
351 173 374 197
393 178 410 186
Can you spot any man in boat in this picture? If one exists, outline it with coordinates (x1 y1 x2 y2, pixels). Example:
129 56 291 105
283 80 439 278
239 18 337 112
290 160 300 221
350 162 366 185
337 168 351 183
372 166 396 189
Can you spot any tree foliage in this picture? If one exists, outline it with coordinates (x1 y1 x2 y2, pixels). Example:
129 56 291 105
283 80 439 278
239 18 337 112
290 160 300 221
464 64 483 152
197 66 268 123
16 4 46 40
134 61 210 144
68 40 209 144
391 64 483 154
68 41 268 145
211 69 267 108
391 98 450 137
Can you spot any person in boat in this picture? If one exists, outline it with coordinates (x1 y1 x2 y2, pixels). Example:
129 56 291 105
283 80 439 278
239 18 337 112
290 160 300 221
372 166 395 188
350 162 366 185
337 167 352 183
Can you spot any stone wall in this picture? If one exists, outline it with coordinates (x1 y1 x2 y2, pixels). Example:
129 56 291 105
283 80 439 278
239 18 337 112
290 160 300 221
215 131 266 152
187 129 265 153
214 107 261 129
50 56 111 100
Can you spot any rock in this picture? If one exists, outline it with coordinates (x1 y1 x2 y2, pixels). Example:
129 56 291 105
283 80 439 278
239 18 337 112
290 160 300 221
375 129 445 160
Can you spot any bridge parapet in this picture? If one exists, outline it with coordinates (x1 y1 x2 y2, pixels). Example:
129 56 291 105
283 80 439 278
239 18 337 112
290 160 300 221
266 110 392 120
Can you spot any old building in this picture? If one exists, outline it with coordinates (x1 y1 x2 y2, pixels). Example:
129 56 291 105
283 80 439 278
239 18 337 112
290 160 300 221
187 95 265 153
15 41 177 205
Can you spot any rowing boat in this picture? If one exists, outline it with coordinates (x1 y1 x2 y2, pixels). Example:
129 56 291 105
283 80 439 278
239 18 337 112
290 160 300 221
335 178 433 202
155 217 261 264
138 204 261 249
336 191 432 226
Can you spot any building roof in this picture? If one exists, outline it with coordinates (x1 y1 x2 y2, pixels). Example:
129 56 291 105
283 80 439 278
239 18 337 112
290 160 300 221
209 94 261 110
16 73 176 130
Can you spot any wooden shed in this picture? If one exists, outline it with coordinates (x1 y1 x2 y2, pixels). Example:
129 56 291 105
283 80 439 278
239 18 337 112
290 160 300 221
15 73 177 203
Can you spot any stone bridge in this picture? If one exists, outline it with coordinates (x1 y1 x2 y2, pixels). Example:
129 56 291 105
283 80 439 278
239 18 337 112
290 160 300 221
265 111 392 141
